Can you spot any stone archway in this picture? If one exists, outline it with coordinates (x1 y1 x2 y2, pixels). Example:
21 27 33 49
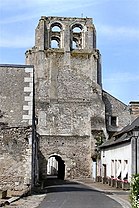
47 154 65 180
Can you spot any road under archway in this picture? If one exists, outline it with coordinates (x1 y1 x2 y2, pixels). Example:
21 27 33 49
47 155 65 180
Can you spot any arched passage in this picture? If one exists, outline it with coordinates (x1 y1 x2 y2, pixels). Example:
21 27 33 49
47 155 65 180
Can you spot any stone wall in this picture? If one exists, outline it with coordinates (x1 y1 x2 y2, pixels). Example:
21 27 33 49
39 135 91 179
0 127 32 190
0 65 34 191
0 65 34 127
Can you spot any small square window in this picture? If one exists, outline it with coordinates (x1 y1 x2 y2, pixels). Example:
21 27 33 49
109 116 118 126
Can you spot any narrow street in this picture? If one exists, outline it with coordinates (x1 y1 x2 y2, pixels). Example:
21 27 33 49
37 179 123 208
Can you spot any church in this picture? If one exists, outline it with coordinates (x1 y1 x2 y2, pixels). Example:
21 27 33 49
0 16 138 191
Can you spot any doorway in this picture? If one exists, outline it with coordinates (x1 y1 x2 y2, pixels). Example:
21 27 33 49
47 155 65 180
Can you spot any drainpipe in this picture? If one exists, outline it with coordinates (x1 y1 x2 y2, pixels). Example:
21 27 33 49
133 128 139 174
31 67 36 191
135 137 137 174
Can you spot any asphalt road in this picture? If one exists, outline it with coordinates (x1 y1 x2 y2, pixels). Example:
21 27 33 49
37 179 123 208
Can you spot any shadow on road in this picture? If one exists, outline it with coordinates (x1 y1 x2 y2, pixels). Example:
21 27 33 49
42 178 100 194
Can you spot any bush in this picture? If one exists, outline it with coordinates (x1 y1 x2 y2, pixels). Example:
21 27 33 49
130 174 139 208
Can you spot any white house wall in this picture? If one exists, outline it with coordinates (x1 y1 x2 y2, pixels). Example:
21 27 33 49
101 142 131 182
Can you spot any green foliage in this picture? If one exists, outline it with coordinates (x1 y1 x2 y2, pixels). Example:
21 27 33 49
95 135 103 146
95 131 105 147
130 174 139 208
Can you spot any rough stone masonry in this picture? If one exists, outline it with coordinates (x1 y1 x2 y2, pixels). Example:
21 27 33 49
25 16 130 180
0 65 34 191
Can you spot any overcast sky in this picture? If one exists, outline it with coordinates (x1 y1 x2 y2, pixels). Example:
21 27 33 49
0 0 139 104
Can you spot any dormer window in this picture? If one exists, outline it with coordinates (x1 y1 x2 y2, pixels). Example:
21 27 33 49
109 116 118 127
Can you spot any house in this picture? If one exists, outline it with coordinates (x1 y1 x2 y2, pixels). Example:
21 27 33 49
99 116 139 188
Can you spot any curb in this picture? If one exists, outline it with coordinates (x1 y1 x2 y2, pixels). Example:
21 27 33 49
74 180 131 208
107 194 131 208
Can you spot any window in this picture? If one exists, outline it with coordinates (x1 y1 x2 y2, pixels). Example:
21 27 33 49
72 40 77 49
117 160 122 179
71 24 83 50
115 160 117 178
51 38 60 48
50 22 63 48
111 160 114 177
51 26 61 32
122 160 128 180
109 116 118 127
73 27 82 33
103 150 105 158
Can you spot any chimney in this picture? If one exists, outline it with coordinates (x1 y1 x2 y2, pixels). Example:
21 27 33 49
129 101 139 121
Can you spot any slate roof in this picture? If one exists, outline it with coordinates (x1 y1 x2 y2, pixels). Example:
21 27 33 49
115 116 139 136
100 117 139 148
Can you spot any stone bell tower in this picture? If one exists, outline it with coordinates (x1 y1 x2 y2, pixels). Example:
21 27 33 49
26 16 106 180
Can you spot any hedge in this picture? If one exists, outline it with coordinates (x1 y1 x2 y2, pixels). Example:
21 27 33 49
130 174 139 208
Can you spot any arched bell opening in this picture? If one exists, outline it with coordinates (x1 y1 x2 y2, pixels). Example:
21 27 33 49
72 37 79 49
71 23 84 50
51 37 60 48
49 22 63 48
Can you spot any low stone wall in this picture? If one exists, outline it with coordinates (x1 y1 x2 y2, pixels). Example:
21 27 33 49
0 127 32 191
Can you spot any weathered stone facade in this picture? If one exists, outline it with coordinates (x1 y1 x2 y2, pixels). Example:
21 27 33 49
0 16 135 189
39 135 91 179
0 65 35 191
0 127 32 190
25 16 107 179
0 65 34 127
25 16 130 180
